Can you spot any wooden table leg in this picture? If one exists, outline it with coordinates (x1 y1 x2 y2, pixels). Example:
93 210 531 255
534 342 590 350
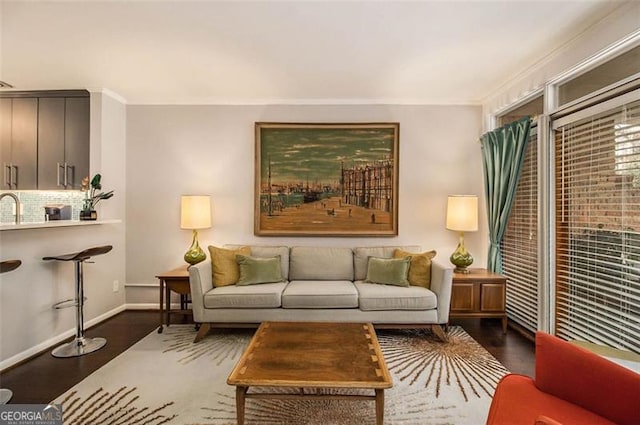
157 278 164 333
165 284 171 329
236 386 247 425
501 315 508 334
375 389 384 425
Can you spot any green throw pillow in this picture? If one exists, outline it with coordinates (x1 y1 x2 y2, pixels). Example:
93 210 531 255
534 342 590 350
235 255 284 286
365 257 411 287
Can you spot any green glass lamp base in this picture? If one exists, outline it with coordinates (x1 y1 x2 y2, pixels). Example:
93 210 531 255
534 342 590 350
452 264 473 274
450 232 473 274
184 229 206 265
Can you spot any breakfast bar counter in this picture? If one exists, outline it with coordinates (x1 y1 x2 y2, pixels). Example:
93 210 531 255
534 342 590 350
0 219 121 231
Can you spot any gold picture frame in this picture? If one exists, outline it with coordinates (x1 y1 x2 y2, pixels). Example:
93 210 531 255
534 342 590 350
255 122 399 236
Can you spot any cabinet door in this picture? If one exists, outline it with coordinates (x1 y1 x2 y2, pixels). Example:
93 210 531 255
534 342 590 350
0 99 11 189
37 97 66 190
64 97 90 190
480 283 506 312
451 283 475 311
10 98 38 189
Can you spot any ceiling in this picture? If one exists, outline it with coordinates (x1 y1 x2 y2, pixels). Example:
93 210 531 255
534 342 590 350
0 0 625 105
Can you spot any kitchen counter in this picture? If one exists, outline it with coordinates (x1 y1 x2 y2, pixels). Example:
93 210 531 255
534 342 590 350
0 219 121 231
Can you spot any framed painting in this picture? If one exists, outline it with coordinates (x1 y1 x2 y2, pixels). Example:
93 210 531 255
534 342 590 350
255 122 399 236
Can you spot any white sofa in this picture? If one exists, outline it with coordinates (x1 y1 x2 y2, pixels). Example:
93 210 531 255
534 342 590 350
189 245 454 342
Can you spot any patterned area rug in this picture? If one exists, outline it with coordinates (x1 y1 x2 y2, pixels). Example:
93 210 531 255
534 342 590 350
53 326 508 425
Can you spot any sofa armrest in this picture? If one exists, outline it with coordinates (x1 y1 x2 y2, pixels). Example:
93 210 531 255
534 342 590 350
535 331 640 425
429 259 454 324
188 261 213 323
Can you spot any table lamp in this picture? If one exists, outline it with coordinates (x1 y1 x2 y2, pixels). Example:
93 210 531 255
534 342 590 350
181 195 211 265
446 195 478 273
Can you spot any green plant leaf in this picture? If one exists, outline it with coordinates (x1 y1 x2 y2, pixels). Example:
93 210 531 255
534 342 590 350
90 174 102 189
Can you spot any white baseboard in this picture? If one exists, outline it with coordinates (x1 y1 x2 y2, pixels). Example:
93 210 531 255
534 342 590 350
0 304 126 372
125 303 183 310
126 303 160 310
124 283 159 288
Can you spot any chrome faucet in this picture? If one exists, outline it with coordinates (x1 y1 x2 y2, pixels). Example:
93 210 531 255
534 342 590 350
0 192 21 224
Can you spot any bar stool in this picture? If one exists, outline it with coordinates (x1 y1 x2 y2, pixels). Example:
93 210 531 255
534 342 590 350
0 259 21 404
44 245 112 358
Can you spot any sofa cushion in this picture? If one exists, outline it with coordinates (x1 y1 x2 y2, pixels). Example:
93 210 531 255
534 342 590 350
208 245 251 287
365 257 411 287
289 246 354 281
225 245 290 280
282 281 358 308
353 246 421 281
203 282 288 309
393 249 437 288
236 255 284 286
355 282 437 311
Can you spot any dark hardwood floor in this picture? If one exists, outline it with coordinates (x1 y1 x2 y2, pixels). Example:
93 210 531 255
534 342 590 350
0 311 535 404
0 311 159 404
451 317 535 377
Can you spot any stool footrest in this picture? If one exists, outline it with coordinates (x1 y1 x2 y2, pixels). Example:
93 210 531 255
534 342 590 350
53 297 87 309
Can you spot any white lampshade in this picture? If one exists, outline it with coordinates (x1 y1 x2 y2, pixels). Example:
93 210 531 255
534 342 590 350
181 195 212 230
446 195 478 232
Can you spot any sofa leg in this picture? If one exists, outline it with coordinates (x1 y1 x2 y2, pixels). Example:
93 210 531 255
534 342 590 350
194 323 211 343
431 324 448 342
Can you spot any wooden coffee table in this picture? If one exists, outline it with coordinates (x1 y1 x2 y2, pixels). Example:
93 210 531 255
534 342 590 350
227 322 393 425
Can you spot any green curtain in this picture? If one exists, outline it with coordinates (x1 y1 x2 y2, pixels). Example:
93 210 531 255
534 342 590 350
481 117 531 273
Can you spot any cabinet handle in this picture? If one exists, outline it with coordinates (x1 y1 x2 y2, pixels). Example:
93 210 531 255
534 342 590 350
65 164 73 188
3 164 10 188
57 163 64 187
11 165 17 189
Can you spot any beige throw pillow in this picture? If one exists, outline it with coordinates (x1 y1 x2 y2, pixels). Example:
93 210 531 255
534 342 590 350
208 245 251 287
393 249 436 288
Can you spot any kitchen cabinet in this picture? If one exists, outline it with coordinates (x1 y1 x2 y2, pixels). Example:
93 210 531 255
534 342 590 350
38 96 90 190
0 98 38 189
1 90 90 191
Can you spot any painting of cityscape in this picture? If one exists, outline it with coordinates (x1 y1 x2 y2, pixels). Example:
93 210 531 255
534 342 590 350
255 122 399 236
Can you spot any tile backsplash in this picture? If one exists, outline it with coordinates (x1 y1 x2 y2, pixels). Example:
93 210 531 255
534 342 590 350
0 191 86 224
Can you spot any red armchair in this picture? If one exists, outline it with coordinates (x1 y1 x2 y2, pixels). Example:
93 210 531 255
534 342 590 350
486 331 640 425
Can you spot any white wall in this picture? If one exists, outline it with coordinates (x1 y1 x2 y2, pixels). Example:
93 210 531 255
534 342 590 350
0 91 126 368
125 104 485 302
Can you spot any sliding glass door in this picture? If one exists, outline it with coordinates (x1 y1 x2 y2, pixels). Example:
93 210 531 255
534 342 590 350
553 92 640 352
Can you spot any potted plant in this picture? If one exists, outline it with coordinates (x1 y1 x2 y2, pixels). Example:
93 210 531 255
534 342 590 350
80 174 114 221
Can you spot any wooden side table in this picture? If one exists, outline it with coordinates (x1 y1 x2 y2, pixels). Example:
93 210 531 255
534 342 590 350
156 265 192 333
450 268 507 333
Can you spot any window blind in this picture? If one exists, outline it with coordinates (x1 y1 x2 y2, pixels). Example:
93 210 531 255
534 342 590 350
501 125 539 332
554 98 640 352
